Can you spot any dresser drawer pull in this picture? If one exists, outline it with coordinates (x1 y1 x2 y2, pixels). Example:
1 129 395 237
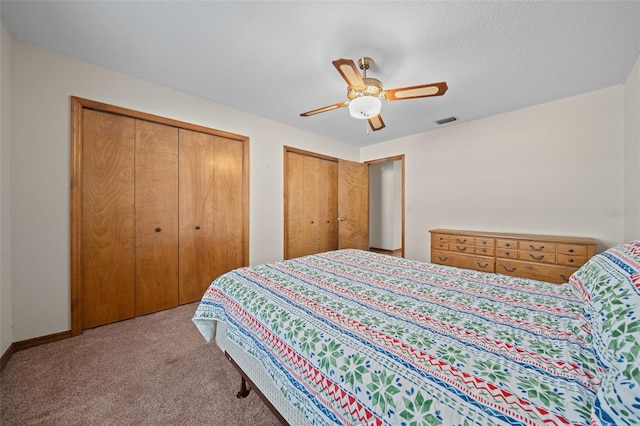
456 238 467 243
529 254 545 261
502 265 517 272
504 243 511 247
505 251 511 256
438 256 448 262
568 258 574 263
560 274 569 281
477 262 489 268
529 244 544 251
481 248 487 253
480 240 487 245
456 246 467 251
567 248 574 253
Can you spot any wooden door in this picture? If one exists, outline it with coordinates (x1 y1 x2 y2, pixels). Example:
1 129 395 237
134 120 179 316
285 151 339 259
211 136 245 279
71 97 250 335
178 130 245 303
178 129 215 304
301 154 321 255
81 109 136 329
318 159 338 252
285 151 306 259
338 159 369 250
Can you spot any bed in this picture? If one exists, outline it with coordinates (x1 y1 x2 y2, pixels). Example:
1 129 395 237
193 243 640 425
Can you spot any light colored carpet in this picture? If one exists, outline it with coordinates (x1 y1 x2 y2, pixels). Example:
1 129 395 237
0 303 283 425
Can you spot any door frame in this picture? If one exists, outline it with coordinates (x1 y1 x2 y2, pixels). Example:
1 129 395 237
70 97 250 335
365 155 405 258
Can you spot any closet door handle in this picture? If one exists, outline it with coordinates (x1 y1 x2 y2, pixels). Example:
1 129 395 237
155 228 161 233
195 225 201 230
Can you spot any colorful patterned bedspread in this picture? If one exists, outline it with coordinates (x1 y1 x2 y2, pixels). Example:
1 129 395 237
193 249 601 425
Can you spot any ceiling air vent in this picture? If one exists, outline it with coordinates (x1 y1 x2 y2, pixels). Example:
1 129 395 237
435 116 457 125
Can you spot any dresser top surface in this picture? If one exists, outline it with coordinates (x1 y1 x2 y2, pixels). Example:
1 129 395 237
429 229 598 246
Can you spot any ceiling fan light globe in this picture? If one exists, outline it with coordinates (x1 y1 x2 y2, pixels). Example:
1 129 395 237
348 96 382 119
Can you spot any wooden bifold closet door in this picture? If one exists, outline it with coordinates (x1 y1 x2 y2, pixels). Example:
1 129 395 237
81 109 136 329
286 152 338 259
178 129 245 304
72 98 249 333
134 120 180 316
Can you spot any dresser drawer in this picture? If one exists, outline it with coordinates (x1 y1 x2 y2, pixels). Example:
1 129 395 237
496 259 576 284
557 244 587 256
496 248 518 259
432 233 449 243
519 251 556 264
475 237 495 248
519 240 555 253
451 243 474 254
450 235 473 245
433 241 449 250
557 254 587 267
496 239 517 249
432 250 495 273
475 246 495 256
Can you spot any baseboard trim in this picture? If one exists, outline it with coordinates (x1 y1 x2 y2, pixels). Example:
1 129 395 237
0 330 72 371
0 343 15 371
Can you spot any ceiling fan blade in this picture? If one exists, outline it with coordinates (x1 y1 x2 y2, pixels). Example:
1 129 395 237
383 82 448 101
300 102 348 117
368 114 385 131
332 58 365 90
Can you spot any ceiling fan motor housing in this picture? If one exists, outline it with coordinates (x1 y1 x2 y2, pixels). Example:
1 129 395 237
347 78 383 100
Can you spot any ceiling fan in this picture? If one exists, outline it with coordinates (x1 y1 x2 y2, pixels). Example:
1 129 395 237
300 57 448 132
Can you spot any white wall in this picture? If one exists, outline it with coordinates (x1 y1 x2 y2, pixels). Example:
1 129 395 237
393 160 402 249
369 160 402 251
369 163 383 248
9 40 359 342
0 18 12 356
624 54 640 241
362 86 626 262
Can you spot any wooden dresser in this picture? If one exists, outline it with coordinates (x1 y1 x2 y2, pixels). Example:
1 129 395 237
429 229 598 283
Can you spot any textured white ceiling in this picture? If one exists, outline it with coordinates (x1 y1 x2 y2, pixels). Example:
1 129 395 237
1 1 639 147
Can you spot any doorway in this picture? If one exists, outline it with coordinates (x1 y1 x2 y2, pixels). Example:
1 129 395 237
366 155 405 258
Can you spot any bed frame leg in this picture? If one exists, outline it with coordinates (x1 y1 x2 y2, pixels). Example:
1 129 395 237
236 376 251 398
